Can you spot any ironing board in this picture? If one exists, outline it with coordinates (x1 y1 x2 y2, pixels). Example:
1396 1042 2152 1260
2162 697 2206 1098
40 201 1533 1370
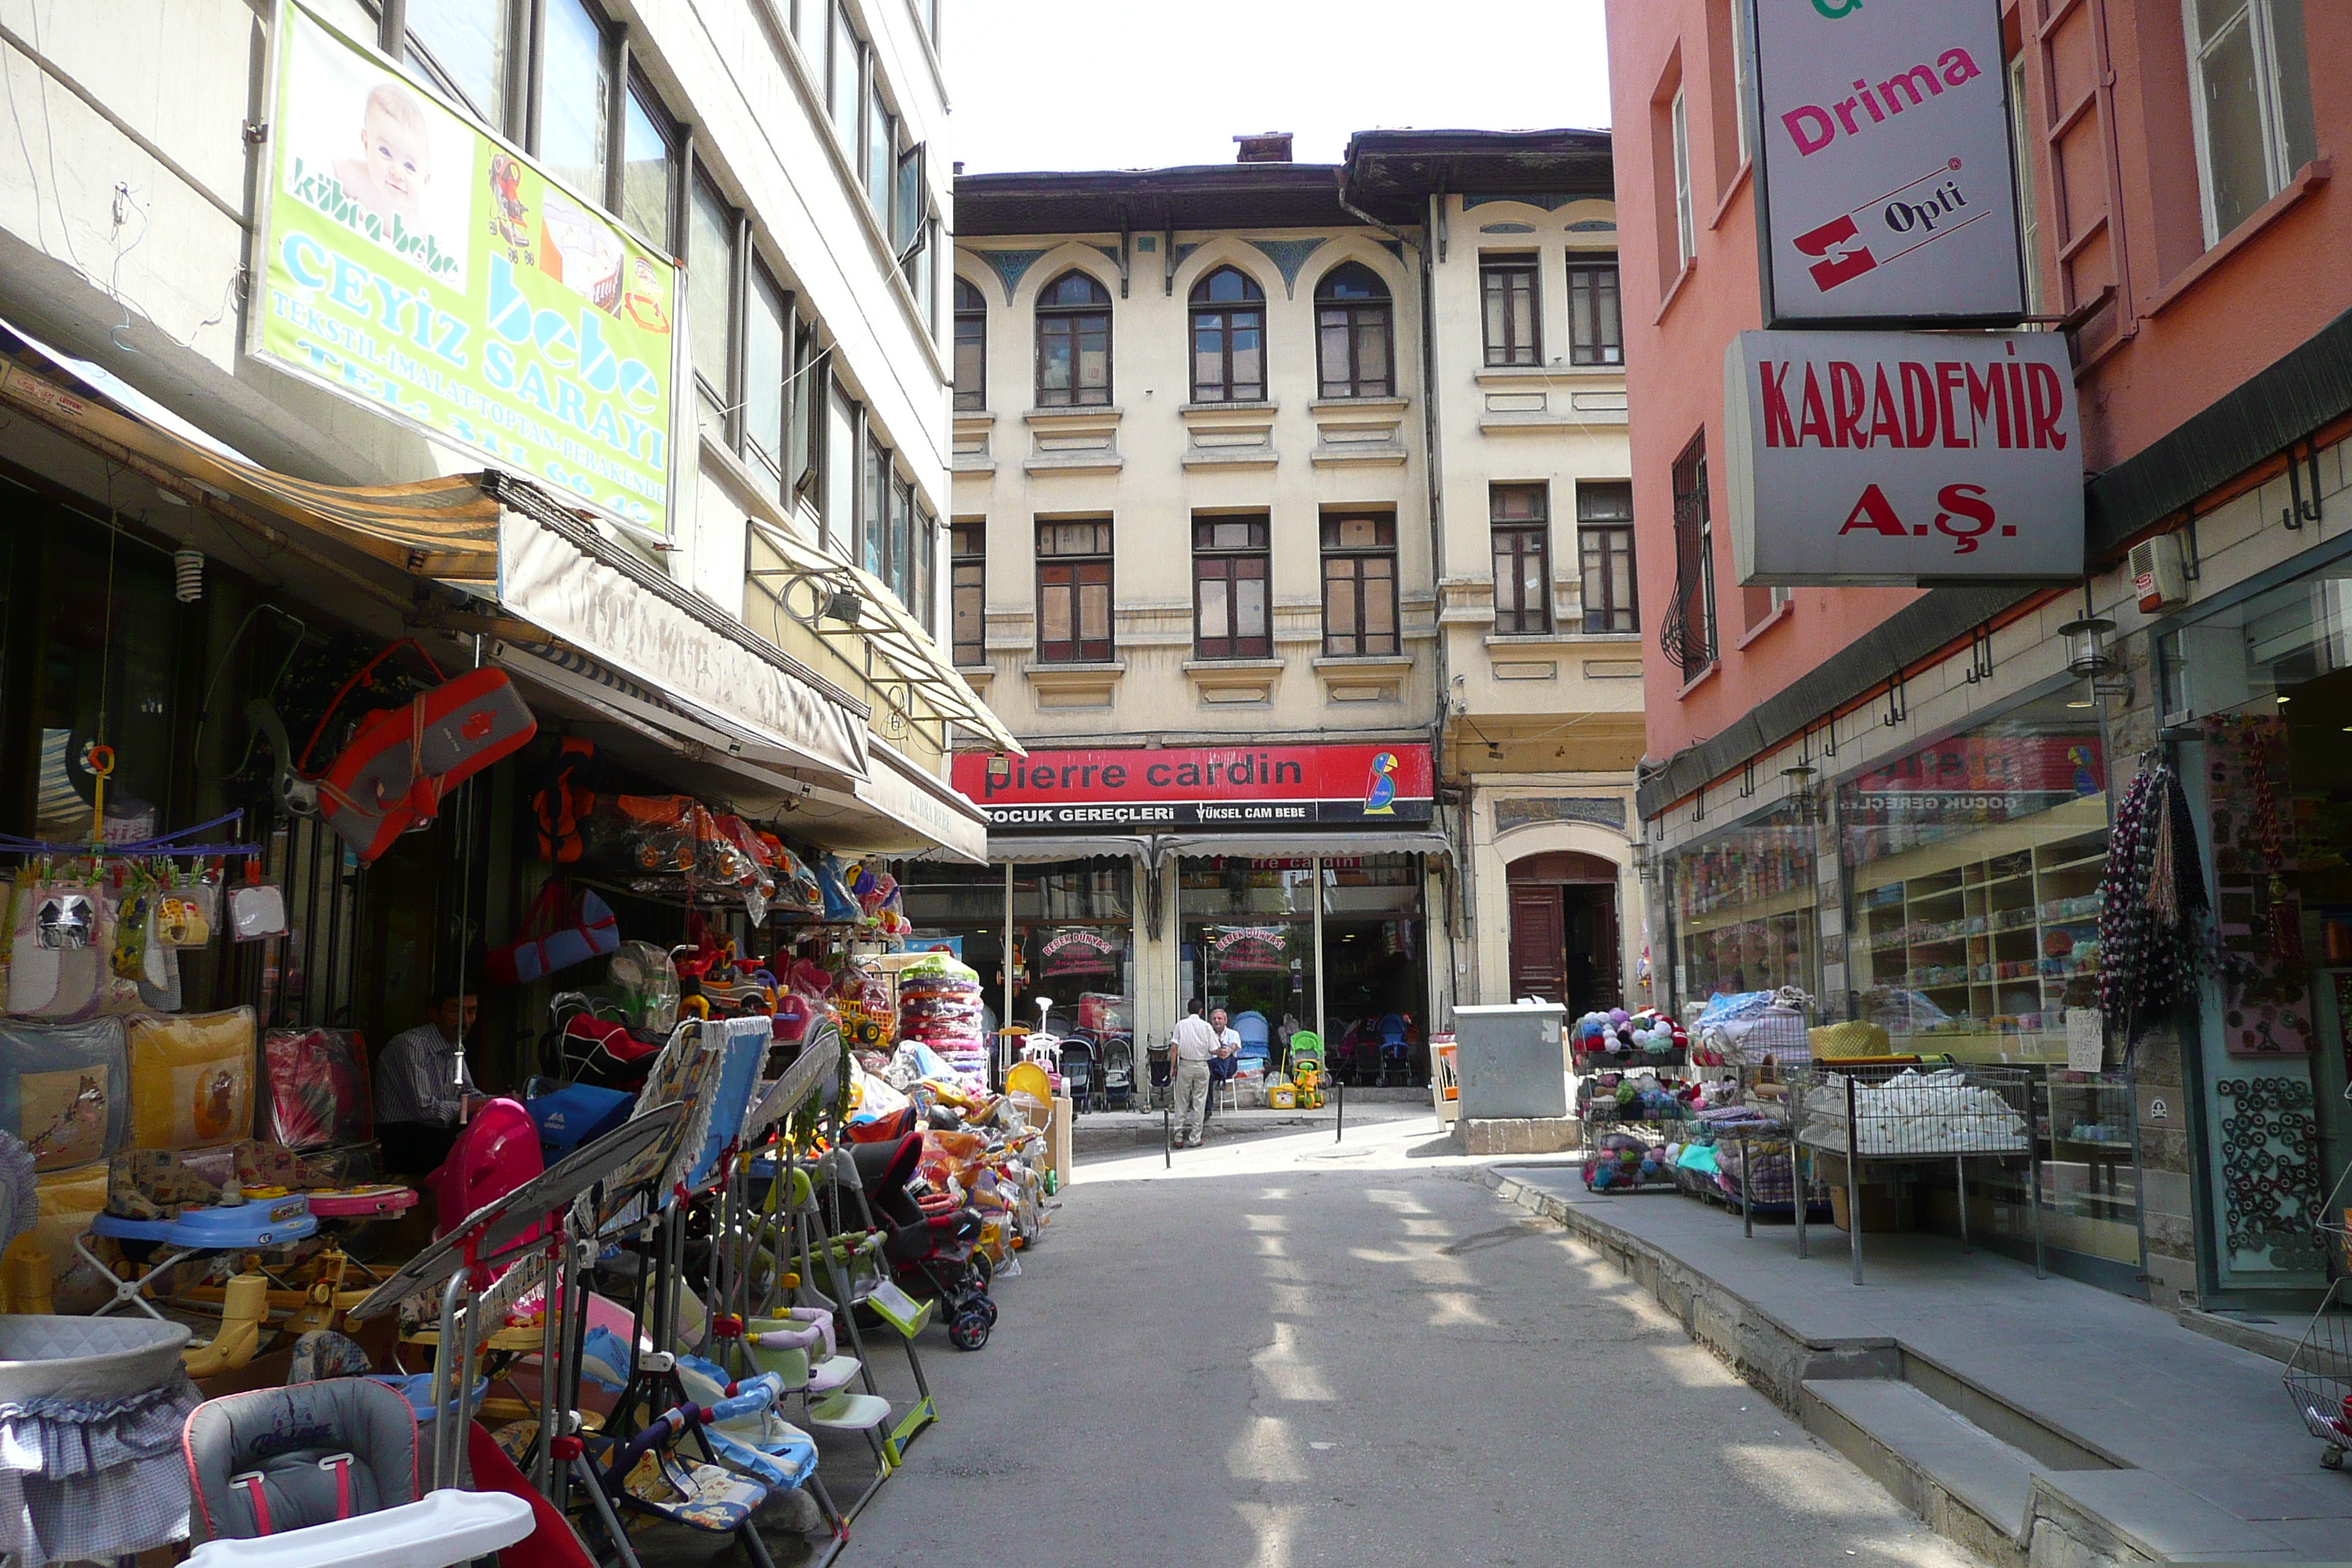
346 1103 685 1490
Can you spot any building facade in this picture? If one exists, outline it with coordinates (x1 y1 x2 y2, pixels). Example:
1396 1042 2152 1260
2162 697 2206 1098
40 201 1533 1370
0 0 1008 1126
1610 0 2352 1305
922 132 1646 1078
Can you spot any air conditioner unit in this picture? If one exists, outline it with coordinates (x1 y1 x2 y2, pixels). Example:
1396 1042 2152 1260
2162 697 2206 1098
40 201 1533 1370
2130 533 2189 613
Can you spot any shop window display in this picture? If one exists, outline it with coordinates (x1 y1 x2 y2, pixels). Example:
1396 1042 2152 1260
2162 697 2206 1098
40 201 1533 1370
2157 565 2352 1289
1839 701 2107 1062
1666 804 1817 1006
1838 694 2138 1273
1013 859 1131 1044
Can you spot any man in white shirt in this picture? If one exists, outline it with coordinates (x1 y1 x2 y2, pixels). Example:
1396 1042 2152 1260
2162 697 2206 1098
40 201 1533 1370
375 990 483 1176
1169 1000 1221 1147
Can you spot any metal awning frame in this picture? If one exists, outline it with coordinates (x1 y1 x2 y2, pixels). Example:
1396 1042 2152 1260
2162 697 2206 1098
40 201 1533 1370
743 516 1022 754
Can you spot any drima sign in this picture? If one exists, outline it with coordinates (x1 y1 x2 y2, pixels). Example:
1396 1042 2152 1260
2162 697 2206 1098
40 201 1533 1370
255 2 681 534
1748 0 2025 327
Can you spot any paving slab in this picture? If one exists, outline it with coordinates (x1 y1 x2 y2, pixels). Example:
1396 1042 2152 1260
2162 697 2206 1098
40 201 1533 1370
1486 1164 2352 1564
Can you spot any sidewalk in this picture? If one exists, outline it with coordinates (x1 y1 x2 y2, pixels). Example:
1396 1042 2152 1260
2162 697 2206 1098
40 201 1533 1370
1482 1164 2352 1566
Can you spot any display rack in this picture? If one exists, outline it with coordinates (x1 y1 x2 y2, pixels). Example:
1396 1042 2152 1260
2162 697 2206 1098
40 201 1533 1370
1850 802 2107 1061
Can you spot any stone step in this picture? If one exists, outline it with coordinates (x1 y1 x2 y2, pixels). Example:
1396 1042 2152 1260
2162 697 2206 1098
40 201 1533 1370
1801 1377 2041 1556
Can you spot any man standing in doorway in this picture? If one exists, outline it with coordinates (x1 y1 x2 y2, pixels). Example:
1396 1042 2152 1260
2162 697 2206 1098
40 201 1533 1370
1170 1000 1220 1148
376 990 483 1177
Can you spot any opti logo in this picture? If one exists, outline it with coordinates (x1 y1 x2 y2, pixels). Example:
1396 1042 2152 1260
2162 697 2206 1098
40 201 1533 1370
1812 0 1863 15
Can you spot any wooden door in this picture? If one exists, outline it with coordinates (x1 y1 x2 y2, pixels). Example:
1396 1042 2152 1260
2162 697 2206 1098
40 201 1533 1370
1508 885 1566 1003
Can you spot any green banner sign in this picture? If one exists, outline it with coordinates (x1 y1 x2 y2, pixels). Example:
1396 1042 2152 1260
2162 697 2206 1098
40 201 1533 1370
255 1 680 534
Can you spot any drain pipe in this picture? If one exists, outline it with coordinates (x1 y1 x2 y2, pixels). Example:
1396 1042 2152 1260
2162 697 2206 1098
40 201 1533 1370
1336 173 1460 1024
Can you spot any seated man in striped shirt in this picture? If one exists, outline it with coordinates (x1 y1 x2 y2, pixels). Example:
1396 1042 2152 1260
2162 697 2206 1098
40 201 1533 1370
374 990 482 1177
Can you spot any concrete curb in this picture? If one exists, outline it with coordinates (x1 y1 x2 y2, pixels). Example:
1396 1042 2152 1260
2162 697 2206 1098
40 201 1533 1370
1478 1165 2170 1568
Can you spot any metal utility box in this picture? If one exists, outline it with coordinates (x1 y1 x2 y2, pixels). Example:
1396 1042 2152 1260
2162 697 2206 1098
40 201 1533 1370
1451 1003 1568 1120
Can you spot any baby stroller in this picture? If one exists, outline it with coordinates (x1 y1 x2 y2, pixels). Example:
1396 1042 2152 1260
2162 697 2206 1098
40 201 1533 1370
548 992 663 1090
844 1132 995 1351
1098 1038 1135 1111
1059 1036 1098 1115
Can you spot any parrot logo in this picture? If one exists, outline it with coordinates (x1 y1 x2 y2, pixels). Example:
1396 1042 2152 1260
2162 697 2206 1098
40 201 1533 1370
1365 753 1399 815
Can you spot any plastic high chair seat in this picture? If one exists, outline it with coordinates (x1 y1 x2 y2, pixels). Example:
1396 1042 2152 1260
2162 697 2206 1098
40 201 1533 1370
181 1378 532 1568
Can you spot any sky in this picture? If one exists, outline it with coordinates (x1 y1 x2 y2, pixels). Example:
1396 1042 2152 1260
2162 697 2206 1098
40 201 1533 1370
945 0 1614 175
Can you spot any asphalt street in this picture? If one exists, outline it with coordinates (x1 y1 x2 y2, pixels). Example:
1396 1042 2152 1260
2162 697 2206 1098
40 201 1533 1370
847 1107 1982 1568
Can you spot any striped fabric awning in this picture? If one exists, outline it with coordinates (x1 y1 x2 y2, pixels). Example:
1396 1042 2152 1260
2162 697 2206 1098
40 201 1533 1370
0 359 499 581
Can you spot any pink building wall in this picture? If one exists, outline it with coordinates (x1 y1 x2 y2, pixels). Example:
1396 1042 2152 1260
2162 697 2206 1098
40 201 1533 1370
1607 0 2352 785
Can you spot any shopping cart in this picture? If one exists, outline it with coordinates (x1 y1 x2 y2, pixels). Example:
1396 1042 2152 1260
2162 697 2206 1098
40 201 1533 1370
2282 1177 2352 1469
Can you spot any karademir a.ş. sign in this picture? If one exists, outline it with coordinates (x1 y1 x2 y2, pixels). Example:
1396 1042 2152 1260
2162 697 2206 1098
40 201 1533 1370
1725 329 2082 585
948 743 1433 829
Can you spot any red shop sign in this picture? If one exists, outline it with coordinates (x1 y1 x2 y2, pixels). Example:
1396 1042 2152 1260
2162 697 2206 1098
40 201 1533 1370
953 743 1433 829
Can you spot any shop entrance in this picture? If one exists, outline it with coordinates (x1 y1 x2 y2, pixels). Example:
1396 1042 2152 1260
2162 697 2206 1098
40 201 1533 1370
1506 852 1621 1016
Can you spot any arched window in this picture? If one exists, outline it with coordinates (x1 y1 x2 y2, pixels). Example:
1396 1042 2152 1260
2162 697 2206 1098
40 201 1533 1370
1188 265 1265 403
1035 270 1112 407
953 276 987 410
1315 263 1393 399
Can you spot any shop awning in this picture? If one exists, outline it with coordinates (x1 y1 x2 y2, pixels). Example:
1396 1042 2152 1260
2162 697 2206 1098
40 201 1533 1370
897 834 1156 864
0 356 501 581
744 517 1023 755
497 500 869 782
780 745 992 864
1147 830 1455 865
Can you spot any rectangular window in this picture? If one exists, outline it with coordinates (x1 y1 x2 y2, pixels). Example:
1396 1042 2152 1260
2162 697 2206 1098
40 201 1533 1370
894 143 927 256
863 438 889 581
1321 512 1400 657
912 504 936 633
1671 87 1696 265
892 475 916 606
823 377 856 552
951 519 985 666
619 75 679 248
1036 517 1113 663
2183 0 2315 244
687 176 736 431
1576 481 1637 634
1192 513 1271 660
953 282 987 410
1480 257 1540 367
791 0 827 65
828 2 861 152
790 322 821 502
538 0 611 202
1566 257 1623 366
2008 56 2043 315
744 261 788 496
1490 484 1551 636
402 0 516 129
1667 434 1716 679
866 84 894 222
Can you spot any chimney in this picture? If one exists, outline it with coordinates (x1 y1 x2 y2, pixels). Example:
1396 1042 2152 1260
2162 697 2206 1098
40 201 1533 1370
1234 132 1293 164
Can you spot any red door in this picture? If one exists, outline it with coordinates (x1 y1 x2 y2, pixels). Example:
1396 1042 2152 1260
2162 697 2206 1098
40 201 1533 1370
1508 886 1567 1003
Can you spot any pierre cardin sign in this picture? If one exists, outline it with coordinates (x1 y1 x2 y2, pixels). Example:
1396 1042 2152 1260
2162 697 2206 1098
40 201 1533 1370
950 743 1433 829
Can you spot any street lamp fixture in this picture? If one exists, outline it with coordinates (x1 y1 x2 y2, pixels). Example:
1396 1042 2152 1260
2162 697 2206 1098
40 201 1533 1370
2060 616 2117 679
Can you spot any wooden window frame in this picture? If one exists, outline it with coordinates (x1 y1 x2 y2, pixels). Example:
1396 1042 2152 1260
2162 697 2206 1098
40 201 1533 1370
1490 484 1552 636
950 519 986 666
1665 434 1716 679
1319 512 1401 657
953 277 987 410
1034 271 1113 409
1313 264 1394 399
1480 256 1541 368
1566 257 1624 367
1188 267 1266 404
1191 513 1272 660
1036 516 1115 663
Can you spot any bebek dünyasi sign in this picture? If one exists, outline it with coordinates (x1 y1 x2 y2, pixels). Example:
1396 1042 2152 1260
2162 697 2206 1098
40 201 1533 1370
1725 331 2082 587
1750 0 2024 326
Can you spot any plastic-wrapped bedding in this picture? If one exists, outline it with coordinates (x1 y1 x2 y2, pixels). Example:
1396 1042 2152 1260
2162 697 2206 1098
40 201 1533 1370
1800 1068 2031 1156
0 1316 197 1568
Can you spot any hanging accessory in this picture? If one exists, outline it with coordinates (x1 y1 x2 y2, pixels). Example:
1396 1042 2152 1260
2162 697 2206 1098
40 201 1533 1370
485 879 621 987
300 641 538 864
